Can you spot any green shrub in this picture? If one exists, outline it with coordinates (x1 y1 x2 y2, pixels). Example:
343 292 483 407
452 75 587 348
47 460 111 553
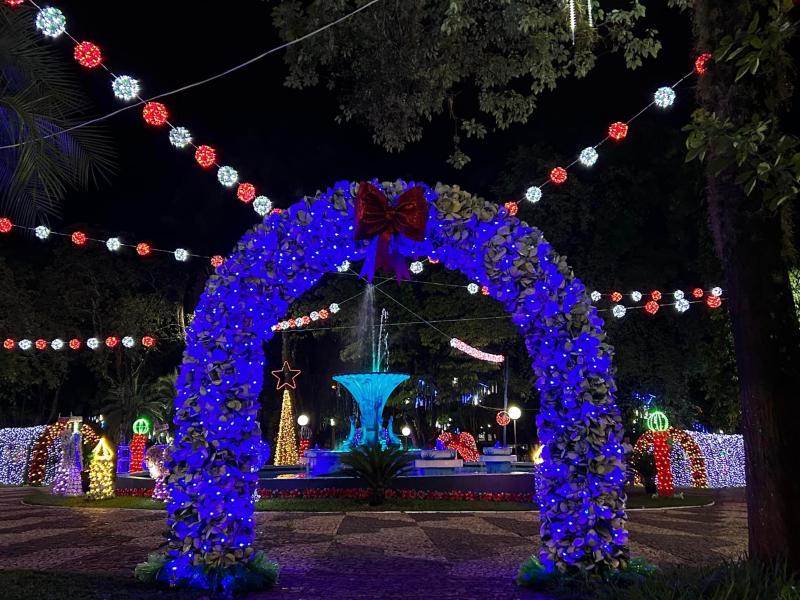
339 444 413 505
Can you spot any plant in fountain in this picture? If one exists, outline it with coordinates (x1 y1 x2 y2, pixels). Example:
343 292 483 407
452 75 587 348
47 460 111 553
340 444 413 506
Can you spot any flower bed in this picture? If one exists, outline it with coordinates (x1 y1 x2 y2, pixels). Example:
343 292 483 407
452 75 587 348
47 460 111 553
116 486 534 503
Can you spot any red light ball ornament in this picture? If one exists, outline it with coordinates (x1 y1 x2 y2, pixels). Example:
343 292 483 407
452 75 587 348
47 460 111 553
142 102 169 127
105 336 120 349
4 0 25 7
695 52 712 75
136 242 152 256
651 290 662 301
194 145 216 169
481 285 490 296
3 339 15 350
35 339 47 350
706 295 722 309
0 218 12 233
608 122 628 141
237 183 256 203
496 411 511 426
210 255 224 268
644 300 660 315
302 316 310 326
504 201 519 216
141 336 156 348
74 41 102 69
71 231 87 246
271 208 283 215
549 167 567 185
692 287 704 299
610 291 623 303
319 309 330 320
69 338 81 350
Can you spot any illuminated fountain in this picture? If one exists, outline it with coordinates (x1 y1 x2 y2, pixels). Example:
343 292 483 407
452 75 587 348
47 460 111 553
305 285 408 475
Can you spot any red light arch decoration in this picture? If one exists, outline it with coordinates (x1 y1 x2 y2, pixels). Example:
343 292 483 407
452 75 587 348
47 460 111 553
632 427 708 488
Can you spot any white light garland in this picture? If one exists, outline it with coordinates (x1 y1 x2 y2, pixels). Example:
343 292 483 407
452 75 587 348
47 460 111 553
329 303 340 314
579 147 598 167
654 86 676 108
217 166 239 187
409 261 424 275
450 338 504 363
34 226 50 240
525 186 543 203
673 289 685 300
675 298 690 313
168 127 192 148
467 283 479 295
87 338 100 350
18 339 32 351
50 338 64 351
122 336 135 348
253 195 272 216
35 7 66 38
174 248 189 262
612 304 627 319
590 290 602 302
631 291 643 302
106 237 121 252
711 286 722 297
111 75 140 102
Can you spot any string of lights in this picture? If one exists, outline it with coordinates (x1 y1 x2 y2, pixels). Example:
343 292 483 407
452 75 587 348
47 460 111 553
0 218 225 266
518 53 712 206
0 0 384 151
2 335 157 352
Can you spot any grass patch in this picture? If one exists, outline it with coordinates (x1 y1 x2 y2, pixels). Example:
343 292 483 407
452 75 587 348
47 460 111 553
0 569 204 600
518 558 800 599
23 490 712 512
625 491 713 509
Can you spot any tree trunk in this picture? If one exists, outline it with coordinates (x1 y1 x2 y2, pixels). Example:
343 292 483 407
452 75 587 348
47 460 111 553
694 0 800 571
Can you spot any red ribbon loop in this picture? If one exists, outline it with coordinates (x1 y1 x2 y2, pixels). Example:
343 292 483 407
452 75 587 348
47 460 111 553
354 182 428 280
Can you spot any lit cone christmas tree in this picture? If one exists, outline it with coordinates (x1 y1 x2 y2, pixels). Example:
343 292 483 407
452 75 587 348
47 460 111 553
87 438 115 500
274 389 299 465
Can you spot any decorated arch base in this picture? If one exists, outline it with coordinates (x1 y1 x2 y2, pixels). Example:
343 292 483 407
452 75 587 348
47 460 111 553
158 180 628 591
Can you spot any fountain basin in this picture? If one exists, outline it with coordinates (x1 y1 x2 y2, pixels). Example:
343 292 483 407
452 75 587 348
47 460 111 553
333 372 409 447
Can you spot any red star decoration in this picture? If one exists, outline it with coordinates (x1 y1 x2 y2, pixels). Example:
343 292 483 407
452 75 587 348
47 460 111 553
271 361 302 390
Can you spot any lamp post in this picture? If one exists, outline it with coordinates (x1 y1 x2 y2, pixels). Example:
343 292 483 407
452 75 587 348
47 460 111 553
401 426 411 450
508 406 521 453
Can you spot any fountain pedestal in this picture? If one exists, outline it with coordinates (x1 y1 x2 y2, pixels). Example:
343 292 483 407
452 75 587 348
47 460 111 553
333 373 409 447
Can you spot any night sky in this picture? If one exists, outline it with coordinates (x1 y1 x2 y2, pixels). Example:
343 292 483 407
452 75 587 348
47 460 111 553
39 1 694 257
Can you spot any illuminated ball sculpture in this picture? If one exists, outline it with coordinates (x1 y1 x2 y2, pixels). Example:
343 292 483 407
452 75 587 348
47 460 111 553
74 41 102 68
646 410 673 496
158 179 628 591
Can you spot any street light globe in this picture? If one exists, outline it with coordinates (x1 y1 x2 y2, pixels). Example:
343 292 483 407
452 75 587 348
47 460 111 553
508 406 522 420
401 426 411 437
297 414 309 426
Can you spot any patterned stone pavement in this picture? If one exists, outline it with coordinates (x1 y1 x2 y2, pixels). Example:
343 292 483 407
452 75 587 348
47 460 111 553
0 487 747 599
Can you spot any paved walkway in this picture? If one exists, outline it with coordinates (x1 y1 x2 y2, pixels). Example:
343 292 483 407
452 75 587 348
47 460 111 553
0 488 747 599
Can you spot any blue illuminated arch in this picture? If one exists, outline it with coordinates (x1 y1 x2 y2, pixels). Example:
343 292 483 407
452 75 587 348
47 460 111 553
160 180 629 589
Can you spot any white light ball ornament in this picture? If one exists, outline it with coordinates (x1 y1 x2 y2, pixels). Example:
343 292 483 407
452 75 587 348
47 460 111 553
409 261 424 275
590 290 602 302
612 304 627 319
111 75 140 102
35 7 66 38
467 283 479 295
19 339 33 351
631 291 643 302
673 289 685 300
525 186 542 204
174 248 189 262
310 311 320 321
87 337 100 350
51 338 64 351
654 87 676 109
711 287 723 297
579 147 598 167
217 166 238 187
169 127 192 148
675 299 690 313
122 336 135 348
35 226 50 240
329 303 340 314
106 237 122 252
253 196 272 216
337 260 351 273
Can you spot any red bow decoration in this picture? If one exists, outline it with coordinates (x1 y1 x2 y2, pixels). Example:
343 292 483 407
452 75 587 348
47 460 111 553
354 182 428 281
437 431 480 462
